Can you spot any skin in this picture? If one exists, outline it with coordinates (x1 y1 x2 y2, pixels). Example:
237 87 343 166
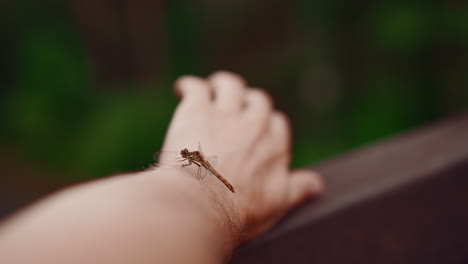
0 71 324 264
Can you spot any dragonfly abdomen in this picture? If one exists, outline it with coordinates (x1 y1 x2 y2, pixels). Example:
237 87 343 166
204 164 235 193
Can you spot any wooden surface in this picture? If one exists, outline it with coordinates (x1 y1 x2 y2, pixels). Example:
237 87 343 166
231 113 468 264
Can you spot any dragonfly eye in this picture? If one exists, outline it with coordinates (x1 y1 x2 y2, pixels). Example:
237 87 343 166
180 148 189 156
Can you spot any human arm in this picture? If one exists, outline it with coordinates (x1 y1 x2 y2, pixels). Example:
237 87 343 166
0 72 323 264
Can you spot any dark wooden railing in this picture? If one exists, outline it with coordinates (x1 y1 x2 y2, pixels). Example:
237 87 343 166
231 113 468 264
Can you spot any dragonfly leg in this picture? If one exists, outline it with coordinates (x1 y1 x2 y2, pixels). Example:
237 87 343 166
182 159 202 168
181 159 192 168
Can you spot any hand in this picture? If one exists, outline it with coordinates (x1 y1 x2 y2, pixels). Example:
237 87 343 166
0 71 323 264
161 71 324 241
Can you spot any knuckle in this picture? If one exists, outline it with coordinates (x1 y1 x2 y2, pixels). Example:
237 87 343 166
174 75 199 97
272 111 290 130
247 88 274 110
245 88 273 113
209 71 247 86
175 75 209 90
174 75 199 87
270 111 291 147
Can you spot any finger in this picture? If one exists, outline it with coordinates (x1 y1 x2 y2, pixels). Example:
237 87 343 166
287 169 323 208
174 75 212 106
208 71 247 112
241 111 290 174
269 111 292 154
243 88 273 123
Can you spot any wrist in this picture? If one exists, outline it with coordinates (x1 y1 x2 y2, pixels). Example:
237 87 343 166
141 168 243 246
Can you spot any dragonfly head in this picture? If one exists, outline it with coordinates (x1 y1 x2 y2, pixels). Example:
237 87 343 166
180 148 189 157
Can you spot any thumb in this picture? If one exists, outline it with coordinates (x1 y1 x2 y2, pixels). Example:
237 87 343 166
287 169 324 209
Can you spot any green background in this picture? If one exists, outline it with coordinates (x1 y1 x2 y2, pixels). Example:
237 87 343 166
1 0 467 184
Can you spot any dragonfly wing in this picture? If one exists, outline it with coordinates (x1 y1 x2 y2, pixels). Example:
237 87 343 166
195 166 209 179
196 166 205 180
206 156 217 168
198 142 204 156
195 156 217 180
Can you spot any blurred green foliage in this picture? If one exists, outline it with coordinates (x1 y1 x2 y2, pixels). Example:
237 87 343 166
0 0 467 182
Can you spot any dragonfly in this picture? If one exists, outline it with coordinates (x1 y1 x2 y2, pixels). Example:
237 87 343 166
154 144 235 193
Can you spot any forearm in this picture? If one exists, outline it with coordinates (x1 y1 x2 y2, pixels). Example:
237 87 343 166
0 169 239 264
0 71 324 263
